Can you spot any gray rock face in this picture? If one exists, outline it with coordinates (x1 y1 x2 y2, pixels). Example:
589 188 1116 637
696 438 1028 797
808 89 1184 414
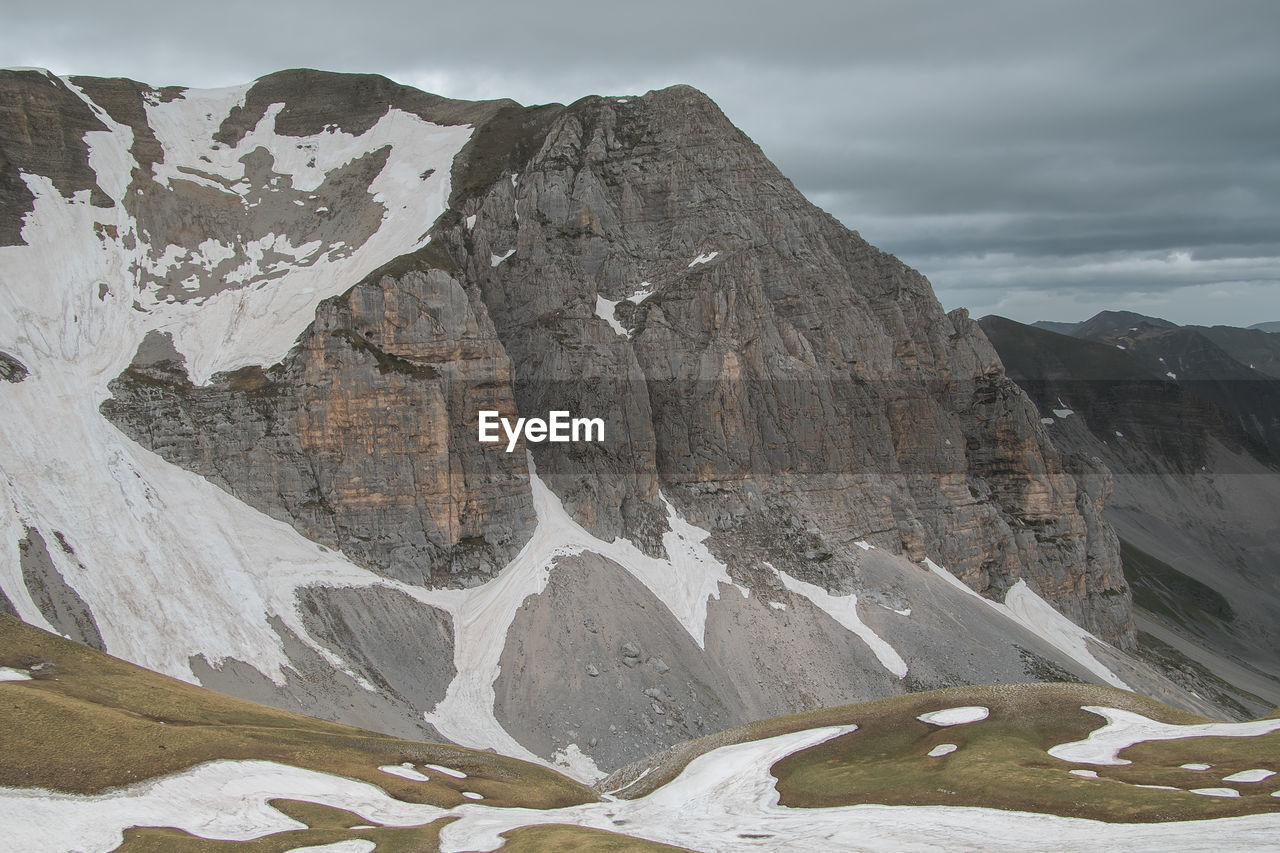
18 528 104 651
295 584 456 713
495 553 741 770
0 70 115 246
102 260 535 587
190 615 448 743
441 85 1130 646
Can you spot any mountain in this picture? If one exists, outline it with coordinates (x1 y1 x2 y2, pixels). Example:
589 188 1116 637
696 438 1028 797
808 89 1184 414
1030 320 1078 335
979 314 1280 716
1068 310 1178 339
3 614 1279 851
1061 313 1280 461
1189 324 1280 379
1248 321 1280 333
0 65 1228 795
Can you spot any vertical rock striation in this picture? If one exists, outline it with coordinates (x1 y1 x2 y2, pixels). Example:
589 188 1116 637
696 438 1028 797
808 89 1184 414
440 85 1132 646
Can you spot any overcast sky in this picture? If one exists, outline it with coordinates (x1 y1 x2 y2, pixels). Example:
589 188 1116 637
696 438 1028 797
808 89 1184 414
6 1 1278 326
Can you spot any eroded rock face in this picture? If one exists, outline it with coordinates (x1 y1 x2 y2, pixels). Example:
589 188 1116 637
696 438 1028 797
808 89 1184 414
442 85 1131 646
102 261 535 586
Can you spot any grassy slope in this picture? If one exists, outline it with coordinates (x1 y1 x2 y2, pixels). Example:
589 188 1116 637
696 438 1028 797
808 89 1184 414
5 614 1279 849
770 683 1280 822
610 683 1279 823
0 615 593 808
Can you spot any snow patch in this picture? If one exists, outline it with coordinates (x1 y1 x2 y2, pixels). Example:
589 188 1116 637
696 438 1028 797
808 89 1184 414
465 214 477 230
0 667 32 682
462 791 484 801
1004 581 1128 689
1223 769 1275 783
288 842 376 853
688 251 719 267
1041 418 1055 425
855 541 874 551
1048 707 1280 766
1190 788 1240 798
1181 763 1212 771
1070 769 1099 778
0 760 445 853
490 249 515 267
1166 371 1178 380
552 745 605 784
924 561 1129 690
928 744 958 757
594 295 628 337
917 706 989 727
626 283 654 303
773 566 908 678
379 764 430 782
424 764 468 780
1052 408 1074 418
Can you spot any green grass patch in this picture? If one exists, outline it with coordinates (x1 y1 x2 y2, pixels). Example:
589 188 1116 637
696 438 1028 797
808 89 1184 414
496 824 697 852
770 684 1280 822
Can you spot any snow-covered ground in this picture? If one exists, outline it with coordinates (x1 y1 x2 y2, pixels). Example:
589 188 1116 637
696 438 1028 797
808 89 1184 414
774 566 908 678
1048 706 1280 766
0 74 472 689
3 723 1278 853
925 560 1130 689
917 706 989 726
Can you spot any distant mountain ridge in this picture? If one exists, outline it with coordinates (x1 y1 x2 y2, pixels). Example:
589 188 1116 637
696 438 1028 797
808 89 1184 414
980 312 1280 716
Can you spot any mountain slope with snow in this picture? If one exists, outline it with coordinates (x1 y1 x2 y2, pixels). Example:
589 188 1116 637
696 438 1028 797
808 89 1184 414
0 68 1228 785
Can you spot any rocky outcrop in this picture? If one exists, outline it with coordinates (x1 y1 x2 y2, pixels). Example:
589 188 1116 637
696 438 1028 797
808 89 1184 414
0 351 26 382
102 256 535 587
17 527 104 651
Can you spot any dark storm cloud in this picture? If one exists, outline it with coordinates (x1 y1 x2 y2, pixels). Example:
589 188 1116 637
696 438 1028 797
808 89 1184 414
5 0 1278 324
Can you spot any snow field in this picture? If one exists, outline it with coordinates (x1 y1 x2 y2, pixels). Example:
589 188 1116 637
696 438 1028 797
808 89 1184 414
0 75 470 687
772 566 908 679
1047 706 1280 765
0 760 447 853
917 706 989 727
924 560 1130 689
3 721 1279 853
